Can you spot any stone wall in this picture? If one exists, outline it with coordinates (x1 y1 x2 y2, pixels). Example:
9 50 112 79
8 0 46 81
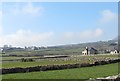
1 59 120 74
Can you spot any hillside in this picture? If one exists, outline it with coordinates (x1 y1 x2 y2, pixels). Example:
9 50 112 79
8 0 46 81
48 39 118 51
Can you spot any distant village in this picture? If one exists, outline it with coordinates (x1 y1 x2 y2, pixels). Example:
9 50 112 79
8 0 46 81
0 45 48 54
0 44 119 55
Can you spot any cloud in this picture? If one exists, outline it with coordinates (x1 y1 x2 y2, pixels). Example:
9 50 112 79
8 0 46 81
63 28 103 40
63 32 74 39
99 10 117 23
80 28 103 40
0 29 54 47
0 28 103 47
22 2 44 16
12 2 44 16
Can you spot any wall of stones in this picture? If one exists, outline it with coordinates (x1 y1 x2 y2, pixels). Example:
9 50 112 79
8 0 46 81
1 59 120 74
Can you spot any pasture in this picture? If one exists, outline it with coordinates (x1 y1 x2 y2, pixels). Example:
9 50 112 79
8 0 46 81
2 63 119 79
2 54 119 68
1 53 119 80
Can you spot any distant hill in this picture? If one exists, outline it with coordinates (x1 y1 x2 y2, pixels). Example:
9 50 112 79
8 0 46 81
48 38 118 52
3 38 118 55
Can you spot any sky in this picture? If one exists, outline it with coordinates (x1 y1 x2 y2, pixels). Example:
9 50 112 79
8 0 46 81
0 2 118 47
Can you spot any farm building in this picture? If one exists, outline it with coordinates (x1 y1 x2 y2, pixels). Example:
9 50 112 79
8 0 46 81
82 47 98 55
110 49 119 54
0 48 5 54
0 48 2 53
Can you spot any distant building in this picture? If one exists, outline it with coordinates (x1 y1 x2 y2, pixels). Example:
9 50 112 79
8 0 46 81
110 49 119 54
82 47 89 55
82 47 98 55
0 48 2 53
24 46 40 51
0 48 5 54
104 50 111 53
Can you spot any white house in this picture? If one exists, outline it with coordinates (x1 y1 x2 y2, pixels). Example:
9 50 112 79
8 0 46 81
110 50 119 54
0 48 3 53
82 47 98 55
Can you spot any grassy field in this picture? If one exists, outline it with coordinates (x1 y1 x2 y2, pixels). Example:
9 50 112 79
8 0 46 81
1 54 119 60
1 56 40 60
3 48 84 55
2 54 119 68
2 63 119 79
2 60 81 68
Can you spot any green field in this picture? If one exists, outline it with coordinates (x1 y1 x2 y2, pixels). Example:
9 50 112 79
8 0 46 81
1 54 119 61
2 48 84 55
2 54 119 68
2 63 119 79
2 60 81 68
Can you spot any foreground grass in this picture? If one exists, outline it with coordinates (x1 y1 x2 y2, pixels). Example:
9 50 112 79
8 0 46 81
2 63 119 79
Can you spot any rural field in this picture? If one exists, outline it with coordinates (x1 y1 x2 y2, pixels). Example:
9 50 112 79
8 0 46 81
2 63 119 79
1 2 119 81
1 53 120 80
1 54 119 68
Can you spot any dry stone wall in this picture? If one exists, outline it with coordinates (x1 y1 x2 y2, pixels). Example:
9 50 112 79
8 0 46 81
1 59 120 74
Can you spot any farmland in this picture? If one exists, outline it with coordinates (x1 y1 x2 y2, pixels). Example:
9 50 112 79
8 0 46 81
1 47 119 80
1 2 119 80
2 63 119 79
1 54 119 68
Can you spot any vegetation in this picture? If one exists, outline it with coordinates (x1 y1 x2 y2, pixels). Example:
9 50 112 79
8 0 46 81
20 58 35 62
2 63 119 79
4 48 83 56
2 60 83 68
2 54 119 68
1 39 119 80
1 38 118 57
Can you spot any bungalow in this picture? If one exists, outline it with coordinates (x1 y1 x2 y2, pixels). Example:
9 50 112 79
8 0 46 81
82 47 98 55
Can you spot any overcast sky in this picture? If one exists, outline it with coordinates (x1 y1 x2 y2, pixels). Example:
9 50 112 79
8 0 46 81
0 2 118 47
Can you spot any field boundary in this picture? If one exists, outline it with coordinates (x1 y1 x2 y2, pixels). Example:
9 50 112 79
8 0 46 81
1 59 120 74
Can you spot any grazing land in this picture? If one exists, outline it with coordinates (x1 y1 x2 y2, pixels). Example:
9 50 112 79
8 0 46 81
1 44 119 79
2 54 119 68
2 63 119 79
1 2 118 80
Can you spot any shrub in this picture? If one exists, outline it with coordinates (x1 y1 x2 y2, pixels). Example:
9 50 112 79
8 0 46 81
21 58 35 62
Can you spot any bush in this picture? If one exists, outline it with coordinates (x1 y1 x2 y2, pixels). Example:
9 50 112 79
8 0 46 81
21 58 35 62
